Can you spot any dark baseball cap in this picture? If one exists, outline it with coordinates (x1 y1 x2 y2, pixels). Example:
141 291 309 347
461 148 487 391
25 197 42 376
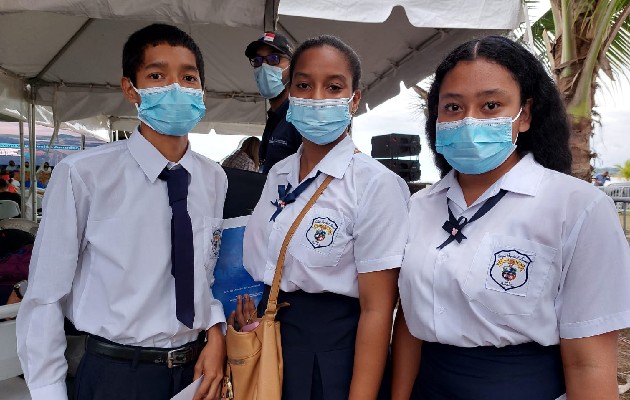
245 32 294 59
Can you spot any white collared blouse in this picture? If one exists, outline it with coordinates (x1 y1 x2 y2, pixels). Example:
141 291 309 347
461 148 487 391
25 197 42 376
244 135 410 298
399 153 630 347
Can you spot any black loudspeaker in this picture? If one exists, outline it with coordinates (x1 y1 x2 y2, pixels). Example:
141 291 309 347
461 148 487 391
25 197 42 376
377 159 420 182
371 134 420 158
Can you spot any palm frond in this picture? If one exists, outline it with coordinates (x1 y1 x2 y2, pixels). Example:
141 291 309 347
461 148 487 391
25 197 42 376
529 9 555 65
603 6 630 84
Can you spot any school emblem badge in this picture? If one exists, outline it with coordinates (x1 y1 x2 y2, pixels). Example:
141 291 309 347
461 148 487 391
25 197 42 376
489 249 532 291
306 217 338 249
211 229 222 257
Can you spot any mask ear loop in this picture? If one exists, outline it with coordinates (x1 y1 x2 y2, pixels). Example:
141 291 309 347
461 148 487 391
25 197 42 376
511 107 523 122
512 107 524 145
127 79 141 110
347 92 358 135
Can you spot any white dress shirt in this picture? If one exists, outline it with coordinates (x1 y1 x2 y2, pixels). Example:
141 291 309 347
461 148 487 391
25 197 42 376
244 135 410 298
399 153 630 347
17 130 228 400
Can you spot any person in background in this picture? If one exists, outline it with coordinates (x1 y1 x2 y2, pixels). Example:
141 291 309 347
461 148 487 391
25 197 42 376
222 136 261 172
245 32 302 173
23 160 31 188
10 176 20 191
35 162 52 188
392 35 630 400
7 178 19 193
6 159 19 173
17 23 227 400
594 170 610 186
241 35 409 400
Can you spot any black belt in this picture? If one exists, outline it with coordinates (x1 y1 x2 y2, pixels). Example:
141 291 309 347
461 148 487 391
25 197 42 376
86 332 206 368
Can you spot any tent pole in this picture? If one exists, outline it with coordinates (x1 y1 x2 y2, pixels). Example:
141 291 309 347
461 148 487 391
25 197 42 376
108 116 114 142
263 0 279 32
18 119 26 214
35 19 94 80
28 87 38 222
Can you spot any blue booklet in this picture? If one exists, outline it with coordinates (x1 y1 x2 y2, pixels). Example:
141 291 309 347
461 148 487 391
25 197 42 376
212 216 264 320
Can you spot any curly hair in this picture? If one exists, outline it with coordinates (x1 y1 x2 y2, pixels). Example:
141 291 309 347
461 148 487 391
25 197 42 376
426 35 571 177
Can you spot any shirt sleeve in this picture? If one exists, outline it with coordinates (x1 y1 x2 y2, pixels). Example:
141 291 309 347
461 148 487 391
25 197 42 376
16 162 89 400
557 194 630 339
243 175 275 282
353 171 410 273
206 169 229 334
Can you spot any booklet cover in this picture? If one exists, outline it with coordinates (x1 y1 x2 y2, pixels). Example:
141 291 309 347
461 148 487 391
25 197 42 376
212 215 264 320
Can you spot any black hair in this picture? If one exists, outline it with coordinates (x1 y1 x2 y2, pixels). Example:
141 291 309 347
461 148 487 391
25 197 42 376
289 35 362 91
426 35 571 177
0 178 7 190
122 23 205 87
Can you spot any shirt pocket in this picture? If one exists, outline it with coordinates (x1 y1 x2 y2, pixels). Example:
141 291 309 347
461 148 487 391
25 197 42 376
203 217 223 272
461 233 557 316
288 207 349 268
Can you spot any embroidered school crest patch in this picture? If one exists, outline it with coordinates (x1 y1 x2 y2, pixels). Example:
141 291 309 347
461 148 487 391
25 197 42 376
306 217 338 249
211 229 222 257
489 249 532 292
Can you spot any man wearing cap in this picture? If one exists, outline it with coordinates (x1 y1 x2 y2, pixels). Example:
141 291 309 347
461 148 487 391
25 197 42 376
245 32 302 173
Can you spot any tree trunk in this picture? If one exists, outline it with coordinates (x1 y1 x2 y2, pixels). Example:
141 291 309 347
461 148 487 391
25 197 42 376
551 26 597 181
569 115 594 180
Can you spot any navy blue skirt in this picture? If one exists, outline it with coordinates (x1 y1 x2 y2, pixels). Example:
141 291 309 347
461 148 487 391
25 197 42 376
412 341 565 400
258 285 391 400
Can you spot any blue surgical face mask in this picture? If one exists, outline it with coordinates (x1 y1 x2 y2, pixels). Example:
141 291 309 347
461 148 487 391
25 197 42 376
435 108 522 175
132 82 206 136
254 64 287 99
286 95 354 145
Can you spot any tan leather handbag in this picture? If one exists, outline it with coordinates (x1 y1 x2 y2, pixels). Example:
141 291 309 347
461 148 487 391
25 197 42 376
222 174 334 400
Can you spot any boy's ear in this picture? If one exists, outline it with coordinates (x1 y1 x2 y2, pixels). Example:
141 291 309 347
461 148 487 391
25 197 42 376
121 77 140 105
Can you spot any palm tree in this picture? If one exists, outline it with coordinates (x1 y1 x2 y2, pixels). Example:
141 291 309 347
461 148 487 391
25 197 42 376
529 0 630 181
616 160 630 179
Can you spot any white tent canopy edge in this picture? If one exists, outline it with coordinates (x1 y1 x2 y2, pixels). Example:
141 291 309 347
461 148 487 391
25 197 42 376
0 0 522 137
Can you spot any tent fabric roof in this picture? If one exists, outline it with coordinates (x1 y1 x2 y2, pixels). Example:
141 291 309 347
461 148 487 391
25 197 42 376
279 0 520 29
0 0 268 27
0 0 522 137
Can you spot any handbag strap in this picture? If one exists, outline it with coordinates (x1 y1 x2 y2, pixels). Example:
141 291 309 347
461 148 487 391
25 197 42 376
264 148 360 317
264 173 334 317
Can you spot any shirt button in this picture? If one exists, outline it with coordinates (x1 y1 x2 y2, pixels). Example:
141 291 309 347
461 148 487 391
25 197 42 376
438 307 445 315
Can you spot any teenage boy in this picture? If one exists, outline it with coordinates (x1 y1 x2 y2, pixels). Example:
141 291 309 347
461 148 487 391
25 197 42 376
245 32 301 173
17 24 227 400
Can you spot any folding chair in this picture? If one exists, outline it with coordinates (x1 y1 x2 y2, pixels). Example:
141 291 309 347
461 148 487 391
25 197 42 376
0 200 20 220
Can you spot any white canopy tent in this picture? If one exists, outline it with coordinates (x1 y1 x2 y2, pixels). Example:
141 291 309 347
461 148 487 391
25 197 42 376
0 0 523 137
0 0 522 219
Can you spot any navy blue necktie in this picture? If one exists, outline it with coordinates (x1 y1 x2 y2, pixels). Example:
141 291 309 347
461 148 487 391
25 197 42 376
159 167 195 328
270 171 321 222
437 189 508 250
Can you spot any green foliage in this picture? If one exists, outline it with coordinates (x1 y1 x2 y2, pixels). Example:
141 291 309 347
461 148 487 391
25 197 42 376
528 0 630 86
615 160 630 179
